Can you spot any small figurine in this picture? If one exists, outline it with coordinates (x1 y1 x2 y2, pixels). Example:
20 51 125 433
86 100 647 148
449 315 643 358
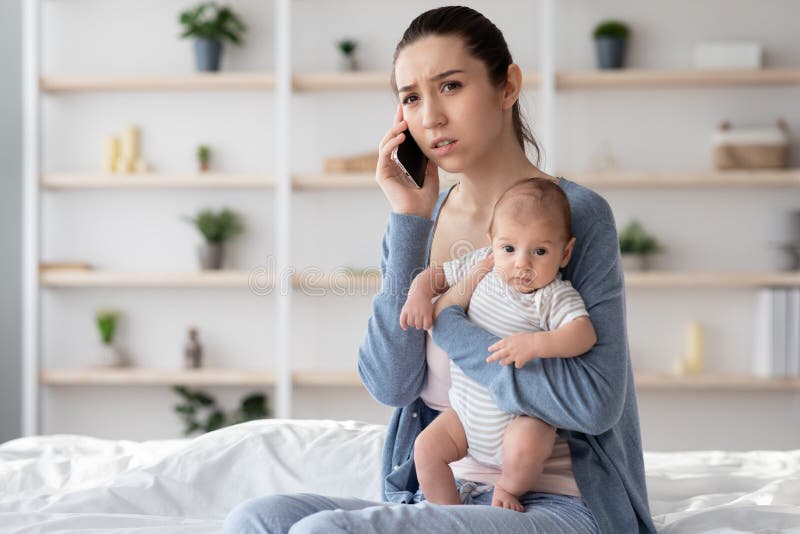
184 327 203 369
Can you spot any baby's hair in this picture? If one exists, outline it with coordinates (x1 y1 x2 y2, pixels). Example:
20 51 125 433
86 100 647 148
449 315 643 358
488 178 572 241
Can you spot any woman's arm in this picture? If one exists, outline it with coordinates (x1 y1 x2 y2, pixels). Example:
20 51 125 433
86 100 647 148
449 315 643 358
432 221 627 436
357 212 433 408
486 316 597 366
358 104 442 408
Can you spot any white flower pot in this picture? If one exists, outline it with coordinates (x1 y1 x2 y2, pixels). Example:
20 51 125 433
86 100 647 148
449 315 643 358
96 342 124 367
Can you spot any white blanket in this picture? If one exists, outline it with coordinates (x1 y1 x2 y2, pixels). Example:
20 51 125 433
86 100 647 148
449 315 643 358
1 419 798 533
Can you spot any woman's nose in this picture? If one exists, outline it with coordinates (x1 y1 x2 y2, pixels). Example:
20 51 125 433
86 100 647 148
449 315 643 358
421 99 446 129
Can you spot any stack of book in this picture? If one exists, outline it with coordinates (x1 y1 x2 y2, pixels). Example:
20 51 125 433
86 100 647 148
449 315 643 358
753 288 800 377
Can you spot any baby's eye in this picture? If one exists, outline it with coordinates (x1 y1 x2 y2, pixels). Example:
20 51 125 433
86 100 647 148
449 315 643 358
534 248 547 256
502 245 514 253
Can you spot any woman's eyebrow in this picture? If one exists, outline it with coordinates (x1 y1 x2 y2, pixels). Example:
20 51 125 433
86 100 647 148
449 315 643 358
397 69 465 94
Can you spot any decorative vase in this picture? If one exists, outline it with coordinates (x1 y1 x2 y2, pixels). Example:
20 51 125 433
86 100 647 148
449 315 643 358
621 253 645 272
595 36 627 69
96 342 124 367
198 242 224 270
338 55 359 72
194 38 223 72
199 160 210 173
184 327 203 369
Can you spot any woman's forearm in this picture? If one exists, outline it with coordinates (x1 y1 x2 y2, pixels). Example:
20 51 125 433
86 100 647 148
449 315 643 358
534 317 597 358
358 212 433 408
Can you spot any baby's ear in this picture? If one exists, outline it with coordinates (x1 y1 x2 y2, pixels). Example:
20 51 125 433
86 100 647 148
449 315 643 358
560 237 577 267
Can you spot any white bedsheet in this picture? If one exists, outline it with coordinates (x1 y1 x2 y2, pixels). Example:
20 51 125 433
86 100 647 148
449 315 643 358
1 419 798 533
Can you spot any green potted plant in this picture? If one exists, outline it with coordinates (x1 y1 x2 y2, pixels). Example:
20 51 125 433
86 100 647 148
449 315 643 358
95 309 124 366
197 144 211 172
619 220 662 271
183 208 244 270
593 20 630 69
173 386 270 436
336 38 359 71
179 2 247 72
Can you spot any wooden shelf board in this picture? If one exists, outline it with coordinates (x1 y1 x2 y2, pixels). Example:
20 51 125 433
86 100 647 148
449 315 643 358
293 172 458 190
293 371 364 387
39 69 799 93
40 73 277 92
40 368 277 386
634 372 800 391
625 272 800 288
41 172 275 190
566 169 800 188
39 367 800 390
39 270 261 288
557 68 800 89
39 269 800 289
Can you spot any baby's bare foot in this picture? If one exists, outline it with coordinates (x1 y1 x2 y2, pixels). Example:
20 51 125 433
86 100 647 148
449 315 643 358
491 484 524 512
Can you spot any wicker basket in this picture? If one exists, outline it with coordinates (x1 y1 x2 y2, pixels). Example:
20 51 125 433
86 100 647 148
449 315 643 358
712 119 790 170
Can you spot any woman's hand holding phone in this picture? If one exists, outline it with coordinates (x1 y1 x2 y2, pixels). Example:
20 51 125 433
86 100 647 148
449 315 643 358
376 104 439 219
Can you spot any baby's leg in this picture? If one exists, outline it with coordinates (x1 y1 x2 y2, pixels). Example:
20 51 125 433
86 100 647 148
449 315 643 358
493 416 557 511
413 408 468 505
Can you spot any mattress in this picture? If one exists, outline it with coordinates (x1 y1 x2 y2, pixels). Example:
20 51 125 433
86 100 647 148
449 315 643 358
1 419 798 533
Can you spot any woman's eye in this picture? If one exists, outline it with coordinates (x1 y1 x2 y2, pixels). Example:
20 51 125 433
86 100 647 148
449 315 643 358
401 95 418 105
503 245 514 253
534 248 547 256
442 81 461 93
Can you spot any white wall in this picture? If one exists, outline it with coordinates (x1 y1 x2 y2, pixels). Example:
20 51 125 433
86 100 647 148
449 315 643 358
36 0 800 449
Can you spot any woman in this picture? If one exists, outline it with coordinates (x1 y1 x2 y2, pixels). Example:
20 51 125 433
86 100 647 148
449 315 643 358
224 6 656 533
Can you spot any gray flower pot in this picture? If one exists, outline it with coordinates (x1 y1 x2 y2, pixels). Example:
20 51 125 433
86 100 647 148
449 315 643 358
595 36 627 69
621 253 646 272
194 38 223 72
198 243 224 270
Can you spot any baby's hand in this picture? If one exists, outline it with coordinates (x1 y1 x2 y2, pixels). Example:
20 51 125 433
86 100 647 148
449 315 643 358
486 332 539 368
400 291 435 331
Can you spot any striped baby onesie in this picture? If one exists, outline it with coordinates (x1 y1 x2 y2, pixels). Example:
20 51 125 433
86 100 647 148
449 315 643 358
441 246 590 468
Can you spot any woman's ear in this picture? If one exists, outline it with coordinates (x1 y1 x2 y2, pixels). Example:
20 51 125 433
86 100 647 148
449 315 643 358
560 237 577 268
502 64 523 110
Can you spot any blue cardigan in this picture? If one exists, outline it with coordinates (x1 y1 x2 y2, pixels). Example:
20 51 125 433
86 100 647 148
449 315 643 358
358 177 656 533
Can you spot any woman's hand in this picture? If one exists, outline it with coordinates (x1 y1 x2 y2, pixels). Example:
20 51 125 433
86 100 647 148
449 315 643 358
433 255 494 318
375 104 440 219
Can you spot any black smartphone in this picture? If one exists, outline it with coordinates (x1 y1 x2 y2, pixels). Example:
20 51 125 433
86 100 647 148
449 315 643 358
391 129 428 189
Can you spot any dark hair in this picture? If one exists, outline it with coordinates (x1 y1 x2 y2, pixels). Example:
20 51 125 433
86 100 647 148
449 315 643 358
390 6 542 166
488 178 572 242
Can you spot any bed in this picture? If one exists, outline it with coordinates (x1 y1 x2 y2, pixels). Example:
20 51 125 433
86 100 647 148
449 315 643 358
1 419 798 533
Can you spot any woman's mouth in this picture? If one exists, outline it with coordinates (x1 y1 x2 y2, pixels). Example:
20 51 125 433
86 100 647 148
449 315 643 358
431 139 458 156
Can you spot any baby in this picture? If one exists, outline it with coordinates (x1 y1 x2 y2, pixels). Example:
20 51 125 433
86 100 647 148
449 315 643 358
400 177 597 511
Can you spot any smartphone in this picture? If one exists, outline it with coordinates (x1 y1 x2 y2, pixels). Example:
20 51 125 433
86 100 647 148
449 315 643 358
391 129 428 189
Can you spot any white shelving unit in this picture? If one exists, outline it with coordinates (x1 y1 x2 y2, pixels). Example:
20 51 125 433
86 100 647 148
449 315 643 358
22 0 800 439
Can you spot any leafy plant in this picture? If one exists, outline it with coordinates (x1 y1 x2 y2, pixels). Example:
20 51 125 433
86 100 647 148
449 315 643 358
95 310 119 344
197 145 211 163
179 2 247 45
619 220 662 255
337 38 358 56
593 20 630 39
173 386 270 436
183 208 244 244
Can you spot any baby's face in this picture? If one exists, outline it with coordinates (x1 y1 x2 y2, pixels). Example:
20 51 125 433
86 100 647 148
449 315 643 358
489 216 575 294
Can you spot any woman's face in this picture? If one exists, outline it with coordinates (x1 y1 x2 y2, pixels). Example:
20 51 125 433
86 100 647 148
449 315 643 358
394 35 506 173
